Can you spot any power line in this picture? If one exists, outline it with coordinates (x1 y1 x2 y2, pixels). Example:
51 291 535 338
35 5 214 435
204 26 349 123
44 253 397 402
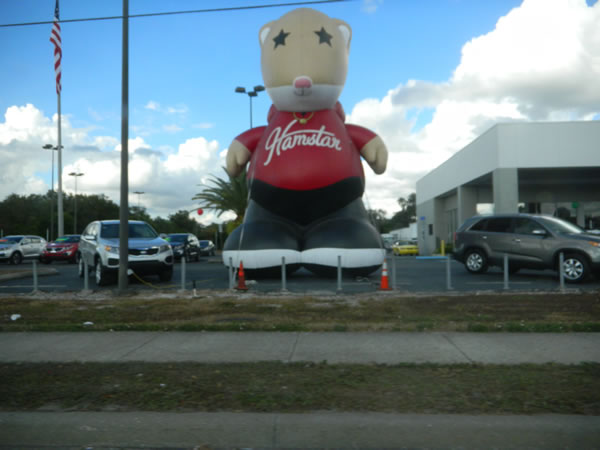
0 0 351 28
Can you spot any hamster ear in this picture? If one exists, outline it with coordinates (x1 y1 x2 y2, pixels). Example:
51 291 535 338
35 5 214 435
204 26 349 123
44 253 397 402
259 23 272 45
336 19 352 50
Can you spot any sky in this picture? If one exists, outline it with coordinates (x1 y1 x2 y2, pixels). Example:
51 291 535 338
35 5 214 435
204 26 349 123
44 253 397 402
1 0 599 226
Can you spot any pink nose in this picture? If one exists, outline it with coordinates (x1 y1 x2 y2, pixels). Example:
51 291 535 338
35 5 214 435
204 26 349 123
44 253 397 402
294 76 312 89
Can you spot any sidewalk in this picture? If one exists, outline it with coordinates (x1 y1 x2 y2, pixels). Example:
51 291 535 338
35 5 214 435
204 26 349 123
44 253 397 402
1 411 598 449
1 331 599 364
1 331 599 449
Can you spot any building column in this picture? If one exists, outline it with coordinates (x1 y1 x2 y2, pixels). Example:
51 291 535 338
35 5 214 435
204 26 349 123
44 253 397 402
492 168 519 214
576 204 585 228
458 185 477 224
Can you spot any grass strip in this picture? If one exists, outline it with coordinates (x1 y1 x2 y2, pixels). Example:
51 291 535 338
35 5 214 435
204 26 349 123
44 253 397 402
1 362 599 414
1 293 599 332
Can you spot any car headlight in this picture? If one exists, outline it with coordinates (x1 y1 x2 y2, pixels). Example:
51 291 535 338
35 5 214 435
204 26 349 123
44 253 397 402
104 245 119 254
160 244 171 253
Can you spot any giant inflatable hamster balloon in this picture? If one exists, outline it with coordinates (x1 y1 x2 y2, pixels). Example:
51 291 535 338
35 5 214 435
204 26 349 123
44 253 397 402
223 7 388 277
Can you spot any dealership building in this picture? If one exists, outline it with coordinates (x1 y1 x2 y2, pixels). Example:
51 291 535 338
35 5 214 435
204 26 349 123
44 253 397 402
415 121 600 255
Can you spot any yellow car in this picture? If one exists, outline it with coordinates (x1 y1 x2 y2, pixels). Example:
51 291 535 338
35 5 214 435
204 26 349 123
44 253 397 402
392 241 419 256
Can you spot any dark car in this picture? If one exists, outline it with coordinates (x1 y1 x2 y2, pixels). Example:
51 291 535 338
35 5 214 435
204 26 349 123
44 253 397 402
199 240 216 256
453 213 600 283
166 233 201 262
40 235 81 264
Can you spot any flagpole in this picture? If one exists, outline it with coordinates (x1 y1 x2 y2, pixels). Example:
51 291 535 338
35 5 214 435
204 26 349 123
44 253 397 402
57 92 64 238
50 0 64 238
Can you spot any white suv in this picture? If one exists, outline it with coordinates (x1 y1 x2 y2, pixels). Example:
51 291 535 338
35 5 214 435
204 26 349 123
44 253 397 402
0 235 47 265
78 220 173 286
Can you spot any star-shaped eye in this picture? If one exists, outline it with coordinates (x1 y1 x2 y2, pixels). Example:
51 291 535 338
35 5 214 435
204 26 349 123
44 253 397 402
273 29 290 49
314 27 333 46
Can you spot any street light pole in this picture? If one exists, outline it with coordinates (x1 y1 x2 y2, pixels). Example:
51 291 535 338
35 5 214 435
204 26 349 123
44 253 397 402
68 172 84 234
43 144 62 240
133 191 145 209
235 85 265 128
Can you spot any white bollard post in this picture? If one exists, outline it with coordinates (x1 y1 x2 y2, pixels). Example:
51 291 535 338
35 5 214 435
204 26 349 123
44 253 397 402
281 256 287 292
559 252 565 292
446 255 453 290
32 260 38 292
503 253 509 290
180 256 186 291
84 260 89 291
391 253 396 290
337 255 342 294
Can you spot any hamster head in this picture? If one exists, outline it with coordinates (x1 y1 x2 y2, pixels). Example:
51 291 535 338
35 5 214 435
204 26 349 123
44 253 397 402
259 8 351 112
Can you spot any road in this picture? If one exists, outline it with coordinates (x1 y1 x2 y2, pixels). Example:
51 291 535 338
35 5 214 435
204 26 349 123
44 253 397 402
1 254 599 294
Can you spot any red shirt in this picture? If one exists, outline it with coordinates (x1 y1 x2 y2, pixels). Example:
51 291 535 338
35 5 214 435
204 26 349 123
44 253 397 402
235 103 376 191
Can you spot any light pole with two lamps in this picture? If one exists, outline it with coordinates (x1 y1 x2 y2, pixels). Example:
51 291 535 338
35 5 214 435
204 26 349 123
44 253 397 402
42 144 63 240
68 171 84 234
235 85 265 128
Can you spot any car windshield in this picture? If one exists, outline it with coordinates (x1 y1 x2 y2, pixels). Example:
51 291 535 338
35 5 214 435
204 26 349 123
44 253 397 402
538 217 583 234
200 241 210 247
101 223 158 239
55 236 80 243
167 235 186 242
1 237 22 244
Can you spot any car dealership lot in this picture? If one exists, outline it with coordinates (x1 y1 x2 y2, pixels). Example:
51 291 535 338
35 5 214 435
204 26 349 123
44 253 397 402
1 255 599 295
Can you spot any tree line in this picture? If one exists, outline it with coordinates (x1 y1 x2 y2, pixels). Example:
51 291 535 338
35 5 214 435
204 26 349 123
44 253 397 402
0 173 415 244
0 192 219 242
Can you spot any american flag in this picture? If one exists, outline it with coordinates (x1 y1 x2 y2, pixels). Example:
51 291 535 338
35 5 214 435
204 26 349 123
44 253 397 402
49 0 61 94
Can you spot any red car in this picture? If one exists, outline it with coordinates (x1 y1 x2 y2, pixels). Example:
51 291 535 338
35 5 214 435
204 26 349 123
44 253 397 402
39 235 81 264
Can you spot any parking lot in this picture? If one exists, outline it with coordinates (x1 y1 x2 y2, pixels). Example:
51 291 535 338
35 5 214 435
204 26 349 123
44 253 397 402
1 254 599 295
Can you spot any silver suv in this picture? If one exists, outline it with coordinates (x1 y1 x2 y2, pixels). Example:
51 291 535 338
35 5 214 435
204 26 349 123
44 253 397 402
78 220 173 286
454 214 600 283
0 235 47 265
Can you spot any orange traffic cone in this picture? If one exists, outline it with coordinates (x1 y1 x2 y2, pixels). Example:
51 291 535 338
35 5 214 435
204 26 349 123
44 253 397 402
379 259 391 290
236 261 249 291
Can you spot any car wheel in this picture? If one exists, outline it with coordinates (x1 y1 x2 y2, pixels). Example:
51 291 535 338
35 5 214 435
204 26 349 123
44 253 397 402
10 252 22 265
95 259 111 286
562 253 589 283
464 249 488 274
196 251 200 262
159 266 173 282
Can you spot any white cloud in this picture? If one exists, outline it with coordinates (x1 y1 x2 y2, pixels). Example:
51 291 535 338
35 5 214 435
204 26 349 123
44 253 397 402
0 104 224 223
145 101 160 111
362 0 383 14
163 124 183 133
166 105 189 115
354 0 600 216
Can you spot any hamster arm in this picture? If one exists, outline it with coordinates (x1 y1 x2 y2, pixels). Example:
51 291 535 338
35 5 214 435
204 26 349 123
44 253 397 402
225 126 265 177
346 124 388 174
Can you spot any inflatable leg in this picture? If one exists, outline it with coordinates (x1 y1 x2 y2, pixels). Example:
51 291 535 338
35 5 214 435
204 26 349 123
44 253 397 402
222 200 302 277
302 199 385 277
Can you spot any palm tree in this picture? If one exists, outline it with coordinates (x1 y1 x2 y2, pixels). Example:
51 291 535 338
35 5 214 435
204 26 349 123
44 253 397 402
192 168 248 226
